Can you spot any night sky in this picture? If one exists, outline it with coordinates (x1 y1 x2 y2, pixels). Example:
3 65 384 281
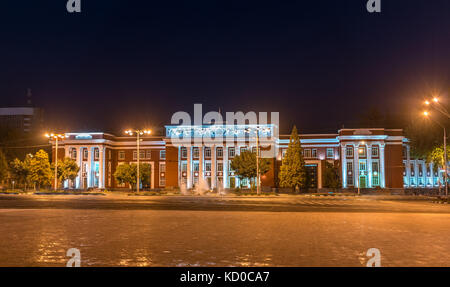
0 0 449 134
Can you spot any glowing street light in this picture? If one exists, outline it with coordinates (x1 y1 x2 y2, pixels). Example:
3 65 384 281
125 129 151 192
424 95 450 119
45 133 68 190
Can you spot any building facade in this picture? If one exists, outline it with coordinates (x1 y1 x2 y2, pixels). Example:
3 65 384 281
0 107 43 133
50 125 445 190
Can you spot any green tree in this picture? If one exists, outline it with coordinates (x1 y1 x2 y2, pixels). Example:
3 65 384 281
230 150 270 187
114 163 135 189
27 149 53 190
114 163 151 190
10 154 33 189
323 161 342 189
56 157 80 185
278 125 307 192
427 145 450 173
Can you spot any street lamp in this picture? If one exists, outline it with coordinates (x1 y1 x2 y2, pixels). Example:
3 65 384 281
244 126 271 195
125 129 151 193
424 96 450 119
357 141 365 196
423 111 448 197
45 133 68 190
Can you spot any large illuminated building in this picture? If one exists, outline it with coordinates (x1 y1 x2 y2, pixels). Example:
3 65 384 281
50 125 445 190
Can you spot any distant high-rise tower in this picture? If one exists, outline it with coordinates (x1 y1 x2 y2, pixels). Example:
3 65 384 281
0 89 43 133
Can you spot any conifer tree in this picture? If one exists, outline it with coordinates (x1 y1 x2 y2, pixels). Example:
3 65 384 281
278 126 307 192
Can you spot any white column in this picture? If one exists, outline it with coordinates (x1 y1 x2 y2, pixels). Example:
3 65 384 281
354 144 359 188
87 147 93 188
187 146 192 189
178 147 182 187
406 145 411 187
99 146 105 188
367 145 372 188
380 144 386 188
199 146 203 180
76 147 82 189
341 144 347 188
211 145 216 189
223 146 229 188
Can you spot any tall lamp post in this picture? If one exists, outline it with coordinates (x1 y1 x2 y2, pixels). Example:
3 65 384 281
125 129 151 193
45 133 68 191
423 111 448 197
244 126 271 195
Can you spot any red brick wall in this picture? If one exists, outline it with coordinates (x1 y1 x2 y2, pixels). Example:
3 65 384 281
385 144 404 188
165 146 179 188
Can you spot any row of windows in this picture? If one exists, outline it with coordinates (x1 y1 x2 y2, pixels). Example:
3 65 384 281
404 163 438 177
345 146 379 158
70 148 166 161
181 162 225 173
345 161 380 186
180 146 257 159
119 150 166 161
281 148 335 159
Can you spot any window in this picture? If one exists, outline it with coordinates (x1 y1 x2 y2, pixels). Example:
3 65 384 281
118 151 125 160
217 162 223 171
228 147 235 158
159 163 166 187
359 161 366 172
216 147 223 157
194 162 199 172
372 162 379 173
146 150 152 159
182 163 187 172
346 146 353 157
240 146 247 154
204 147 211 158
373 176 379 186
347 162 353 185
419 164 423 176
205 162 211 172
133 151 137 160
83 148 88 160
139 151 145 159
181 147 187 158
372 146 379 157
326 148 334 158
282 149 287 159
160 150 166 160
410 163 415 176
71 148 77 160
252 147 257 153
94 148 99 160
358 146 366 157
304 149 311 158
311 149 317 158
193 147 199 159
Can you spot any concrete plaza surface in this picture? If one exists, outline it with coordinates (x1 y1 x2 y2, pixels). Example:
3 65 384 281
0 194 449 266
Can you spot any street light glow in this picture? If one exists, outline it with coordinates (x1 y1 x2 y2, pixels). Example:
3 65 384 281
433 97 439 103
423 111 429 117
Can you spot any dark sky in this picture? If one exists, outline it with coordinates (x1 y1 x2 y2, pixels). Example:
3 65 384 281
0 0 449 134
